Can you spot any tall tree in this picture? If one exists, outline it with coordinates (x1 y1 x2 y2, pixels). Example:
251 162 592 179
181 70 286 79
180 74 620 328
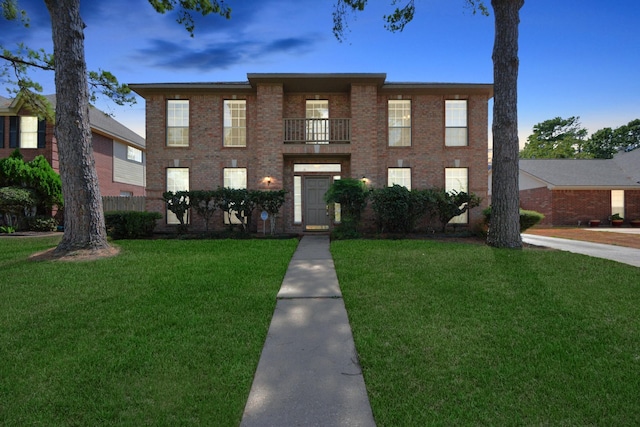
582 127 617 159
520 116 588 159
1 0 230 257
333 0 524 248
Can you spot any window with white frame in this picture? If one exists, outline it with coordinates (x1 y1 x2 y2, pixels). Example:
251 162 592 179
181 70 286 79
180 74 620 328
294 176 302 223
445 100 468 147
167 100 189 146
20 116 38 148
166 168 189 224
611 190 624 218
127 146 142 163
388 100 411 147
445 167 469 223
388 168 411 190
224 168 247 224
223 100 246 147
306 100 329 143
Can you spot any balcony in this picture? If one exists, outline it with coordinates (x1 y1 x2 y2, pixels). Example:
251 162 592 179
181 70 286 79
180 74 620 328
284 118 350 144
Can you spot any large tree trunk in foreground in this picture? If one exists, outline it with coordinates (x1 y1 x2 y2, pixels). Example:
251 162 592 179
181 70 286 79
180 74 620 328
45 0 110 255
487 0 524 248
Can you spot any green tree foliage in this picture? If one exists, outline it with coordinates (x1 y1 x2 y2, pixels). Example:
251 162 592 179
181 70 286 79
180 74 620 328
188 190 219 232
0 185 37 229
522 117 640 159
325 178 369 238
0 149 62 213
1 0 232 256
162 190 190 232
432 189 481 232
520 116 588 159
370 185 428 234
253 189 287 235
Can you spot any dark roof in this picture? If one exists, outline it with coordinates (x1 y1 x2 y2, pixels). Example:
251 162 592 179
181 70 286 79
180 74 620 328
130 72 493 98
42 95 145 149
519 155 640 188
0 92 144 149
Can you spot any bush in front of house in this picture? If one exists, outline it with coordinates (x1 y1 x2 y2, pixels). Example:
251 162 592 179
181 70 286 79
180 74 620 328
23 215 58 231
483 206 544 233
105 211 163 239
325 178 370 239
371 185 428 234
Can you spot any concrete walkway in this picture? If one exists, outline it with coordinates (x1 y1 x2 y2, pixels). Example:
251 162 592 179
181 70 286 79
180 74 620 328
241 235 376 427
522 233 640 268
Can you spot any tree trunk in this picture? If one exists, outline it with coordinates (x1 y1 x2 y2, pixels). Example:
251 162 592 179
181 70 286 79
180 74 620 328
487 0 524 248
45 0 110 255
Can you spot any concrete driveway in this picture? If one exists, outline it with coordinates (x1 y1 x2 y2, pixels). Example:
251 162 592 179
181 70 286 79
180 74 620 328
522 233 640 268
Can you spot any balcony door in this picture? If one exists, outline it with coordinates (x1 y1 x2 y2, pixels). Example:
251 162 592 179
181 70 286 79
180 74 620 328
304 176 330 230
306 100 329 144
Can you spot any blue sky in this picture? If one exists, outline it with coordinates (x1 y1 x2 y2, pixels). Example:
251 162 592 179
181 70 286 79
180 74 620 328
2 0 639 149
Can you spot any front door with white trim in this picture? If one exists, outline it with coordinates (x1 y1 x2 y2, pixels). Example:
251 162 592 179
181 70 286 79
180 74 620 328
304 176 330 230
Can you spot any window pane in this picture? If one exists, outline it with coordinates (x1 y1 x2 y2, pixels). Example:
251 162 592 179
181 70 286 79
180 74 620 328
306 100 329 143
223 168 247 189
388 100 411 147
445 168 468 223
20 116 38 148
294 176 302 223
445 128 468 147
166 168 189 224
445 100 468 147
611 190 624 217
293 164 341 173
127 146 142 162
224 100 246 147
167 100 189 146
445 100 467 126
388 168 411 190
333 175 341 223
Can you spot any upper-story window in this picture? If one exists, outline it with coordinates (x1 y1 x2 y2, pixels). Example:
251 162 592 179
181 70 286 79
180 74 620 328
445 100 468 146
388 100 411 147
127 146 143 163
167 100 189 147
223 100 246 147
306 100 329 143
19 116 39 148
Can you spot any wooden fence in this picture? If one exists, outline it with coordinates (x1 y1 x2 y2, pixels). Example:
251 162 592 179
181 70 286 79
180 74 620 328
102 196 146 212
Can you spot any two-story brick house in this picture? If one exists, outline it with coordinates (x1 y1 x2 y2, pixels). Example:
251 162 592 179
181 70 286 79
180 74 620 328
0 93 146 197
130 73 492 233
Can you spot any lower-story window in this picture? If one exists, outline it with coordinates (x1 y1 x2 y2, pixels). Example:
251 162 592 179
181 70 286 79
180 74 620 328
388 167 411 190
224 167 247 224
166 167 189 224
611 190 624 218
445 167 469 224
294 176 302 223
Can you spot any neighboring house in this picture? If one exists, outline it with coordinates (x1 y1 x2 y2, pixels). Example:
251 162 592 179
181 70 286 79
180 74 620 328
130 73 493 233
488 149 640 226
0 93 146 197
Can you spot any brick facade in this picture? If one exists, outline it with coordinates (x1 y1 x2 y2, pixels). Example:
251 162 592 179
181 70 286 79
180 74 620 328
1 99 145 198
131 74 493 233
520 187 640 226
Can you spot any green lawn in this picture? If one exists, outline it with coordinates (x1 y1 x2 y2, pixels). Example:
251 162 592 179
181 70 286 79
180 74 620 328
331 240 640 426
0 236 298 426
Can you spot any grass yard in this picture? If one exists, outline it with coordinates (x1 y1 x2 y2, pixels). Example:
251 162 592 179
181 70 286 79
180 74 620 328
332 240 640 426
0 236 298 426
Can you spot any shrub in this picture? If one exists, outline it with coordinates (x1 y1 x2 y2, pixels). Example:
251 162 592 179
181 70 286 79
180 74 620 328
432 189 481 232
0 186 38 230
23 215 58 231
371 185 427 234
483 206 545 232
325 178 369 238
104 211 163 239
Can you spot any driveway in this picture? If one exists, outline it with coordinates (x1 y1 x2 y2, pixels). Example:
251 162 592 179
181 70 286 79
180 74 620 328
522 230 640 268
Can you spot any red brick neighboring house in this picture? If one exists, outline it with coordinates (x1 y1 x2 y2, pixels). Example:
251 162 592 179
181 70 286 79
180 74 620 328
490 149 640 226
130 73 493 233
0 93 146 197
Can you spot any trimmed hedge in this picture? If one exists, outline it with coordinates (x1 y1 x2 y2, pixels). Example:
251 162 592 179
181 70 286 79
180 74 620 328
104 211 163 239
23 216 58 232
482 206 545 232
